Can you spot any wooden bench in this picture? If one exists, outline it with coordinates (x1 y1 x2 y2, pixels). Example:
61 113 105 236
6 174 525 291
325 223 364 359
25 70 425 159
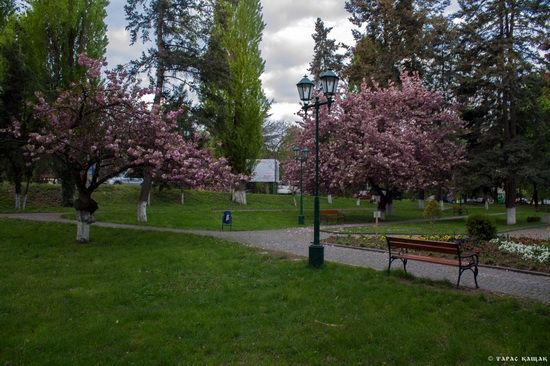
320 209 346 224
386 236 479 288
452 205 468 215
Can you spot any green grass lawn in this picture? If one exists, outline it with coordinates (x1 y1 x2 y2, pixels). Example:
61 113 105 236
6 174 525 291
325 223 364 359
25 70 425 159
1 219 548 365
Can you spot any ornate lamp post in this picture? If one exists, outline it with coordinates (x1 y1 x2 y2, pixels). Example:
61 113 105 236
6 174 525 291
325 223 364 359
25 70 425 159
293 146 309 224
296 69 339 267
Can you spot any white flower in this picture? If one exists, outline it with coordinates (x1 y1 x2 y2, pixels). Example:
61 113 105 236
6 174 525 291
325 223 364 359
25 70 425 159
492 238 550 264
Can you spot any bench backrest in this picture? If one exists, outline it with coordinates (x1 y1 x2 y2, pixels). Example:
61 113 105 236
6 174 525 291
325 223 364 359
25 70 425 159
320 209 340 215
386 236 459 255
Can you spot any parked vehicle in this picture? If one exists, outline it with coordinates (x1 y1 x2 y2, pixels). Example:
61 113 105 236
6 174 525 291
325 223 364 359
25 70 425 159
107 173 143 186
353 191 372 200
277 185 298 194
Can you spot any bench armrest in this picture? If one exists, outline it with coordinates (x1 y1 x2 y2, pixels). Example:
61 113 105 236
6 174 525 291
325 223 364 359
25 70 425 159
461 253 479 265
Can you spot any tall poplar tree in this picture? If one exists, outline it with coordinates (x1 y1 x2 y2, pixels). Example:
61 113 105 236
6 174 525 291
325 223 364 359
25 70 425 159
453 0 550 225
200 0 270 204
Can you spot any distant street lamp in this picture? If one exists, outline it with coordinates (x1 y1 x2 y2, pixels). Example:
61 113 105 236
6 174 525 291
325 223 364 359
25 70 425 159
293 146 309 224
296 69 339 267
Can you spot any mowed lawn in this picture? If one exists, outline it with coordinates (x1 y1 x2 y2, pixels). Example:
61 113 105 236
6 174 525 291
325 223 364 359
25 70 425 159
1 219 548 365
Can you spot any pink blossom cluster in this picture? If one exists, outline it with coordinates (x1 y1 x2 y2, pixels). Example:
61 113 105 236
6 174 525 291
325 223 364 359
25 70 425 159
283 73 466 196
26 54 233 196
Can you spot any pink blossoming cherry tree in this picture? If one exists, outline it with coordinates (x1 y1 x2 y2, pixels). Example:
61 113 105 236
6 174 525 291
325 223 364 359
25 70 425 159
28 55 232 242
283 73 466 217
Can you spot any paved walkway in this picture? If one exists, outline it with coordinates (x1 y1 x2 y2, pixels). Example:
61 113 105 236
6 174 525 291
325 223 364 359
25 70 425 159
1 212 549 304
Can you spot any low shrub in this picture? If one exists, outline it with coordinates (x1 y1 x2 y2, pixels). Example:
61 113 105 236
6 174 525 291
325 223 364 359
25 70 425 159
465 213 497 241
526 216 541 223
423 199 443 224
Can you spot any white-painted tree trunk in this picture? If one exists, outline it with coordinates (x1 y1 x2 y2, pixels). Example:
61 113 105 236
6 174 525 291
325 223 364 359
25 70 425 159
485 200 489 210
181 191 185 205
328 194 333 204
418 199 425 210
76 211 95 243
439 200 444 210
77 222 90 243
506 207 516 225
386 203 394 216
232 181 247 205
15 194 29 210
356 198 360 206
233 189 247 205
137 201 148 222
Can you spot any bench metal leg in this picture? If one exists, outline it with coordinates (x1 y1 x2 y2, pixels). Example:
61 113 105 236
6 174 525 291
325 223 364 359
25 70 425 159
457 266 479 289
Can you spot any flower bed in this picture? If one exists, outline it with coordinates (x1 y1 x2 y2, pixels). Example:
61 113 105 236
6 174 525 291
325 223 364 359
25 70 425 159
326 234 550 274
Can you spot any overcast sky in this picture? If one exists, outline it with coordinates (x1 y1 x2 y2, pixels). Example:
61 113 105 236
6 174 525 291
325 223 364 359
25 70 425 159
105 0 458 122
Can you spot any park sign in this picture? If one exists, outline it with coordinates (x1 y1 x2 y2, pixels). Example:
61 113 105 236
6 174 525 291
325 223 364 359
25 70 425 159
250 159 280 183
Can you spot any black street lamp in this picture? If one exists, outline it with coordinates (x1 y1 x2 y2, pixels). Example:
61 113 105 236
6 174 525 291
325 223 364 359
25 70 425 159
293 146 309 225
296 69 339 267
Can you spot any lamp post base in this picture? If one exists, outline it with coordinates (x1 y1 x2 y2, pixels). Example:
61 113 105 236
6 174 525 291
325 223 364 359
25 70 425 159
308 244 324 267
298 215 305 224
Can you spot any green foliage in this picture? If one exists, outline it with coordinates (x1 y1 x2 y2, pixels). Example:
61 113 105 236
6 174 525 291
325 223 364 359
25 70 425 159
20 0 108 89
308 17 344 83
124 0 211 108
200 0 270 175
423 199 442 223
0 219 548 364
344 0 450 88
466 213 498 240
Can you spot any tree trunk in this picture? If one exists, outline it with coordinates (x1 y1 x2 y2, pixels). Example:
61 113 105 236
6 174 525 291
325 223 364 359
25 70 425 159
22 176 30 210
386 202 394 216
76 211 95 243
385 192 394 216
232 181 247 205
137 170 154 222
436 188 443 210
533 181 539 212
327 194 332 204
14 179 22 210
418 189 425 210
137 201 147 222
74 193 98 243
60 166 75 207
370 180 392 217
15 194 21 210
377 191 393 217
505 178 516 225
